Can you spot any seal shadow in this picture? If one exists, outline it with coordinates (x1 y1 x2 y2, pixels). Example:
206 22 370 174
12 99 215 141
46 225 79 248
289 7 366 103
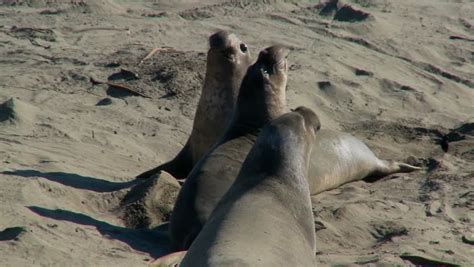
27 206 172 258
1 170 139 193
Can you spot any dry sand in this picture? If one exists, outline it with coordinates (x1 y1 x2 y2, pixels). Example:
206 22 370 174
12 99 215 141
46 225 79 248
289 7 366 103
0 0 473 266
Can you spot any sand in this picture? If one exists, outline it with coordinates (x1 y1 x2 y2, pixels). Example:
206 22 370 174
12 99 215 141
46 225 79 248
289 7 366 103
0 0 473 266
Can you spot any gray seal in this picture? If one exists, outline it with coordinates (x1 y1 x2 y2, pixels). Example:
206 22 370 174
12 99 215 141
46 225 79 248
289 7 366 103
308 129 421 194
180 107 320 267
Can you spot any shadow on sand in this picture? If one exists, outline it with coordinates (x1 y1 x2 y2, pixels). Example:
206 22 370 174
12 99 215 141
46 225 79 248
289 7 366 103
0 226 27 241
1 169 140 193
27 206 172 258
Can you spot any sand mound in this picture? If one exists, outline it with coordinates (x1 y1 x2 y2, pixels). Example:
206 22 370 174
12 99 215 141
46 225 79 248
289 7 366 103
120 171 180 229
0 98 37 126
317 0 371 22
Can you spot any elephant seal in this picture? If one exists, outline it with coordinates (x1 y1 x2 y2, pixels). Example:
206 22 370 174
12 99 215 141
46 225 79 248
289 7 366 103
170 45 289 250
136 30 253 179
307 129 421 195
180 107 320 267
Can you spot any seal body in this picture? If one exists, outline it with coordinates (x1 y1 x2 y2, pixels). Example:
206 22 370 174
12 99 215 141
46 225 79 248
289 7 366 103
170 45 289 250
308 129 421 195
137 31 252 179
180 108 320 267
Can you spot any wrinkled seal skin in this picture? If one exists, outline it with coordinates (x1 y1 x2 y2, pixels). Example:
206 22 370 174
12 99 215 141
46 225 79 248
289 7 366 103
136 30 252 180
181 107 320 267
308 129 421 195
170 45 289 250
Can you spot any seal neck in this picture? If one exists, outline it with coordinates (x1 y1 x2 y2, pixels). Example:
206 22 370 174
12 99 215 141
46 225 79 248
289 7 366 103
236 116 311 186
229 80 287 138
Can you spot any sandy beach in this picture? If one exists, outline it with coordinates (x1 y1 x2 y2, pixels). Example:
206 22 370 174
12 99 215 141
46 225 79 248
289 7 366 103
0 0 473 266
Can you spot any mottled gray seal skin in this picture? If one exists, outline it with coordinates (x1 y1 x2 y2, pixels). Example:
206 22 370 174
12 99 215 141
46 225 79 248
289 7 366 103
136 30 252 179
170 45 289 250
308 129 421 195
180 107 320 267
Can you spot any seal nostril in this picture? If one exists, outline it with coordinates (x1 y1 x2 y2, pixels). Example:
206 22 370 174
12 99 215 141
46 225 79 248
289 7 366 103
240 43 248 53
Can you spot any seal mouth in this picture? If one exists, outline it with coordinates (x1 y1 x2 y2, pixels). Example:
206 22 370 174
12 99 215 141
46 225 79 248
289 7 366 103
256 45 289 75
221 48 235 61
257 46 289 67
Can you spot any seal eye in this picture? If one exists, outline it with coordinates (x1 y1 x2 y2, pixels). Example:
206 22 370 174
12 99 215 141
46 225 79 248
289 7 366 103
240 43 248 53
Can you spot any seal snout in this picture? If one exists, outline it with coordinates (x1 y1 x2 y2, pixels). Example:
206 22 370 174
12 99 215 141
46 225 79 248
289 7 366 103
293 106 321 135
257 45 289 69
209 30 247 51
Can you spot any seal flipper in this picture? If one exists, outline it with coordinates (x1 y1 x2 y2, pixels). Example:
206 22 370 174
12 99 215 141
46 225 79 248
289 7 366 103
396 162 423 173
363 159 422 183
136 143 194 180
150 250 187 267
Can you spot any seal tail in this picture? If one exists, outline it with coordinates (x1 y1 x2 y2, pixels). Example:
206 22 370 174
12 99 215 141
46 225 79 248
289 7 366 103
364 160 422 183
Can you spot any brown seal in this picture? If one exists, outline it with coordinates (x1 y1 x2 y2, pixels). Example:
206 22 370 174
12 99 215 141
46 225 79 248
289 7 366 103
180 107 320 267
136 30 252 179
169 45 289 250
